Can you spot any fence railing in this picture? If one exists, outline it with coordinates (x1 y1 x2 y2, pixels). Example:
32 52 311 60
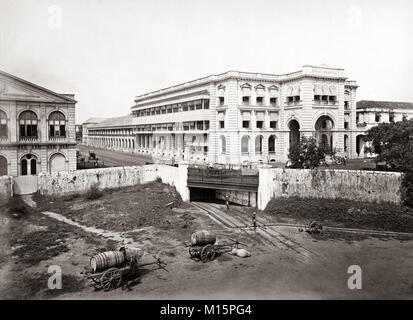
188 167 259 187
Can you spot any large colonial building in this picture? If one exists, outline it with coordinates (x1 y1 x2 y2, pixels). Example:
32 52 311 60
0 70 77 177
87 65 361 165
355 100 413 157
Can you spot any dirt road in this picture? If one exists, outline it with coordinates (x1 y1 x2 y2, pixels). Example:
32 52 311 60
77 144 153 167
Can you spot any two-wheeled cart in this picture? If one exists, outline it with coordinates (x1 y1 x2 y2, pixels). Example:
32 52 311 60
188 238 244 263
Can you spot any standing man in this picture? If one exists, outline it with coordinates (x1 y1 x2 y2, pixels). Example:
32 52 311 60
225 195 230 210
252 211 257 231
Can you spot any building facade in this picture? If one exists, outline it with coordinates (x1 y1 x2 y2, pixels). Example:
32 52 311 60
81 117 107 145
87 65 360 165
87 115 137 152
0 70 77 177
355 100 413 157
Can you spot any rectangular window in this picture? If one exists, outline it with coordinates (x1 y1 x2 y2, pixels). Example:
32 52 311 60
189 102 195 111
204 121 210 130
344 101 349 109
256 121 263 129
242 121 250 129
242 96 250 105
270 121 277 129
219 97 225 106
256 96 264 105
203 99 210 109
219 121 225 129
344 122 349 129
375 113 381 122
196 121 203 130
167 107 172 113
182 103 188 112
314 95 321 103
0 124 6 137
287 96 294 104
270 97 277 106
322 95 328 104
329 96 336 104
195 100 202 110
389 113 395 123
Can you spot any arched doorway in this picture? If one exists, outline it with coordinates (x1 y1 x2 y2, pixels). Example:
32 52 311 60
255 135 263 154
356 135 366 157
0 155 7 176
268 135 276 153
241 135 250 155
50 153 67 173
288 120 300 148
315 115 334 153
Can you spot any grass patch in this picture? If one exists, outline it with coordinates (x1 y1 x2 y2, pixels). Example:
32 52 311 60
264 197 413 233
5 272 85 299
10 224 70 266
5 196 36 219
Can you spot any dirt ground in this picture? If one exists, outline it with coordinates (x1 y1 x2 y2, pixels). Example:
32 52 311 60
1 183 413 299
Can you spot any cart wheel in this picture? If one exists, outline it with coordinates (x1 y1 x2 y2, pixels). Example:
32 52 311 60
100 268 122 291
189 246 199 258
200 245 216 263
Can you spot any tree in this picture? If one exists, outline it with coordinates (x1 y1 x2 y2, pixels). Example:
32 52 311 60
364 119 413 172
288 136 327 169
364 119 413 207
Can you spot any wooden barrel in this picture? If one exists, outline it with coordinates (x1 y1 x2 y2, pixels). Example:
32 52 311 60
191 230 216 246
90 251 125 272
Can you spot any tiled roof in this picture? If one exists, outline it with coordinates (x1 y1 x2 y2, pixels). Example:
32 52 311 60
357 100 413 110
83 117 107 124
89 114 133 128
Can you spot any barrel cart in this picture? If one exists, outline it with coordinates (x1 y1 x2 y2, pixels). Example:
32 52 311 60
85 247 167 291
188 231 246 263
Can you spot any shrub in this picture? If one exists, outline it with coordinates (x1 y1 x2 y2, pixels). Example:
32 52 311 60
86 184 103 200
288 136 327 169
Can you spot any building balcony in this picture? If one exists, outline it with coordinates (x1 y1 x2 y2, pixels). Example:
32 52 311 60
49 136 68 142
19 136 39 143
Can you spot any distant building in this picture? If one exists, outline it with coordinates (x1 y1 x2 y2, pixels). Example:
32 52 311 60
81 117 106 145
86 65 361 164
87 115 136 151
355 100 413 157
0 69 77 177
75 124 83 142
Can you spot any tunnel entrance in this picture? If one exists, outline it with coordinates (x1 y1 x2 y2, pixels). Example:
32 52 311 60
189 187 257 207
189 187 216 202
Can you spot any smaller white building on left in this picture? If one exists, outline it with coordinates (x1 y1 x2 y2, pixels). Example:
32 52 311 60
0 69 77 177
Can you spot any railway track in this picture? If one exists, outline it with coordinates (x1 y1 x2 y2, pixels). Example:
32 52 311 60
191 201 317 261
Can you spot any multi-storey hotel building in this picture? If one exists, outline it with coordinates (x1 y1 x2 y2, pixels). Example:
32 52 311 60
87 65 360 165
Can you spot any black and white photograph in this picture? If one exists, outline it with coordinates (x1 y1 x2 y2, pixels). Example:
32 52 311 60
0 0 412 307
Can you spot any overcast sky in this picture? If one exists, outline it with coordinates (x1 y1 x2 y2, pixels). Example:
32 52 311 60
0 0 412 123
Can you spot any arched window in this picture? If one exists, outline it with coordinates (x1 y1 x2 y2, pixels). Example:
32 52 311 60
19 111 38 138
21 154 37 176
0 110 7 138
49 111 66 137
220 136 226 154
241 136 249 154
269 135 276 153
344 134 349 152
0 155 7 176
255 135 263 154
